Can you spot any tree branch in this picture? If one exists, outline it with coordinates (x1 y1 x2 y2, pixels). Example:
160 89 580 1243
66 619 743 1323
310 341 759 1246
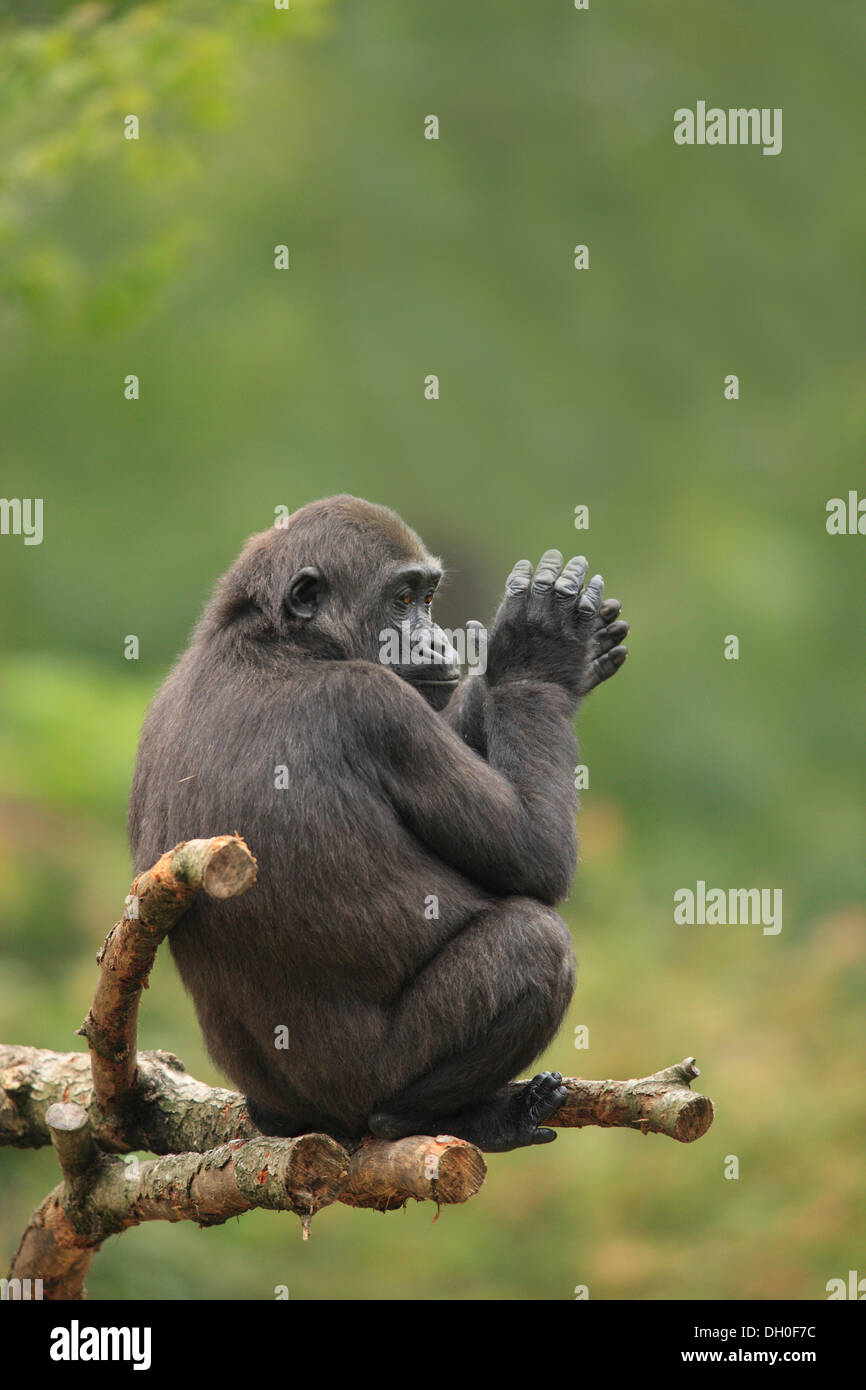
341 1135 487 1211
0 1045 255 1155
518 1057 714 1143
1 1045 714 1154
76 835 257 1148
8 1101 351 1297
1 835 715 1299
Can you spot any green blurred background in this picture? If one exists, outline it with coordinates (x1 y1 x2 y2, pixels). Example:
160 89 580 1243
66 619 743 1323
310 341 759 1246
1 0 864 1301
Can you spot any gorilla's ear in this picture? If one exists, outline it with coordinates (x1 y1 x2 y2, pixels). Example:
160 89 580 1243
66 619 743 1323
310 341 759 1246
284 566 323 621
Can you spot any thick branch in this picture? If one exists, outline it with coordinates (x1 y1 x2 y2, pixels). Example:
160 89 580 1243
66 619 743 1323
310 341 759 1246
7 1102 101 1300
77 835 256 1146
2 1045 713 1157
0 1047 487 1218
45 1101 98 1180
521 1057 714 1142
0 1045 254 1154
341 1135 487 1211
9 1110 349 1299
8 1190 94 1301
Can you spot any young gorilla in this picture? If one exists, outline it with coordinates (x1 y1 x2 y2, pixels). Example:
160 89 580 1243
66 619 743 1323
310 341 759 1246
128 496 628 1150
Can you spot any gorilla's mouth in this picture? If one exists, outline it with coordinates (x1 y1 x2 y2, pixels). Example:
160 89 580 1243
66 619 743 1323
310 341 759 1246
396 668 461 701
401 668 460 711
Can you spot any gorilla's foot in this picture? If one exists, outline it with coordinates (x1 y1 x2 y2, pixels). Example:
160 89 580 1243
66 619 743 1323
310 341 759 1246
369 1071 568 1153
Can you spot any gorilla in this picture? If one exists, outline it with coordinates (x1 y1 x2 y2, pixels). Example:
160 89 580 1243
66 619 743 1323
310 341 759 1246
128 496 628 1150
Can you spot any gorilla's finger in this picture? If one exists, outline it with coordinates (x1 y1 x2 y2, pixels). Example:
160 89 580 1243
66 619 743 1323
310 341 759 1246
575 573 604 630
587 644 627 688
593 619 629 653
505 559 533 594
531 549 564 589
529 1127 558 1145
528 549 564 620
553 555 588 603
599 598 622 624
494 560 533 630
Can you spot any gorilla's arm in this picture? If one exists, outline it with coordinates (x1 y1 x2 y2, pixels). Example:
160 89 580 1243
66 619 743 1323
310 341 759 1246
356 664 577 905
443 672 489 755
349 551 626 901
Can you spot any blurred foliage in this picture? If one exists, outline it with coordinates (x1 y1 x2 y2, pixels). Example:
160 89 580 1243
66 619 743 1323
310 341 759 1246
1 0 864 1300
0 0 330 326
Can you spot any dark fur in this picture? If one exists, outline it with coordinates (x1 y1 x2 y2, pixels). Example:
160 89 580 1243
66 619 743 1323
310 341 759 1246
128 496 627 1150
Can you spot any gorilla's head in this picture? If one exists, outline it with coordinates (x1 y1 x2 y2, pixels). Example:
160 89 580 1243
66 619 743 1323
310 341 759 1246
200 495 461 710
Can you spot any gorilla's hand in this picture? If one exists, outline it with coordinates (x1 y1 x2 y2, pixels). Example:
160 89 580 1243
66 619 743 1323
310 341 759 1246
486 550 628 700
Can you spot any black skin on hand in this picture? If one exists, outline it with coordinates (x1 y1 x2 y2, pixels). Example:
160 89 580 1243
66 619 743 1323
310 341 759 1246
128 498 628 1152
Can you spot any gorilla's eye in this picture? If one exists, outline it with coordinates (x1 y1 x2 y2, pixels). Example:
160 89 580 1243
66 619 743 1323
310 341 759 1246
400 594 412 606
424 592 434 607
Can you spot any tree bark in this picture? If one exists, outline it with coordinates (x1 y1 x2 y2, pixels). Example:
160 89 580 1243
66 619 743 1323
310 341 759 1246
0 835 715 1300
77 836 257 1149
518 1057 714 1142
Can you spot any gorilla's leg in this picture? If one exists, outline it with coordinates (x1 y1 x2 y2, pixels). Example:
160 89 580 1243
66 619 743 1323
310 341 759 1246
369 898 575 1151
191 1002 325 1137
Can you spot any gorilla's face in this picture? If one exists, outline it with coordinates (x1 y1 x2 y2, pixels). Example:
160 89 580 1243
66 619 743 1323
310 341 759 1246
281 543 460 710
378 559 461 710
